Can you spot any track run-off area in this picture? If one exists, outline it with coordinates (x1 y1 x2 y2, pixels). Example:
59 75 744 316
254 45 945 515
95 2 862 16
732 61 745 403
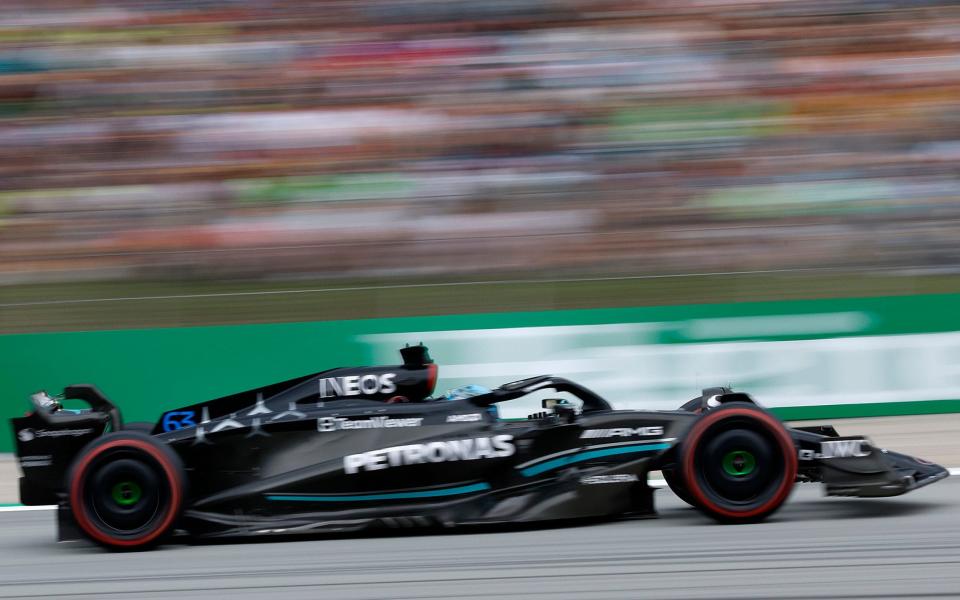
0 476 958 600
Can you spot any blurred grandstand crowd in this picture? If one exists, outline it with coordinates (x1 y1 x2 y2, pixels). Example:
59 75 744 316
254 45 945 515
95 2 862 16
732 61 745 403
2 0 959 285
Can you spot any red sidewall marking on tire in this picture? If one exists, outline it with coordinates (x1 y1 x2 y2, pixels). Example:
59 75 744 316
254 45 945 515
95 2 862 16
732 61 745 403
69 439 182 548
681 407 797 520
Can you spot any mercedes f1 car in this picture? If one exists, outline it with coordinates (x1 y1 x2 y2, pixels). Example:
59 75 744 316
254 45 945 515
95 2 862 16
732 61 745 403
10 345 948 550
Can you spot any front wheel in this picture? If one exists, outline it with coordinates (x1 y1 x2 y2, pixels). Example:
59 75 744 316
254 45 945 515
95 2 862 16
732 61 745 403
68 432 186 550
661 469 696 507
680 403 797 523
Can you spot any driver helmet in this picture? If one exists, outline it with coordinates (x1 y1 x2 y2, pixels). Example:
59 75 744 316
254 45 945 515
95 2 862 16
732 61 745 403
443 384 491 401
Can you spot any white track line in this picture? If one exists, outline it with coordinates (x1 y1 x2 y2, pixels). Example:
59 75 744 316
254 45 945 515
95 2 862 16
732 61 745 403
0 267 854 308
0 505 56 512
3 468 957 512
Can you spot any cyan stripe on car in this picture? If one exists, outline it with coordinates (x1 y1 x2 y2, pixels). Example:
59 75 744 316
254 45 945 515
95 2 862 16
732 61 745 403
266 482 491 502
519 443 672 477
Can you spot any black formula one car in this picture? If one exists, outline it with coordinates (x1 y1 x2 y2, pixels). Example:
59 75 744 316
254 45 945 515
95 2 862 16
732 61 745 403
10 345 948 550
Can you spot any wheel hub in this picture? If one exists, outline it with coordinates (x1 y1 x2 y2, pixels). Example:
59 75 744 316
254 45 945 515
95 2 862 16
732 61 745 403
111 481 142 507
722 450 756 477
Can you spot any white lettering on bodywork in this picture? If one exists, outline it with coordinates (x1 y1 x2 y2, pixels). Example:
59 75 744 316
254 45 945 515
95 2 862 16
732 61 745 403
317 416 422 432
343 435 515 474
319 373 397 398
580 426 664 439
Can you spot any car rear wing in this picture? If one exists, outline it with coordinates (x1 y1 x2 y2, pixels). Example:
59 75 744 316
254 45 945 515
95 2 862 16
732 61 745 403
9 385 120 505
29 385 122 430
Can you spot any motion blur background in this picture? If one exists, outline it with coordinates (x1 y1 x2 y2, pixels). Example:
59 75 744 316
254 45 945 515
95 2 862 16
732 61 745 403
6 7 960 592
1 0 960 332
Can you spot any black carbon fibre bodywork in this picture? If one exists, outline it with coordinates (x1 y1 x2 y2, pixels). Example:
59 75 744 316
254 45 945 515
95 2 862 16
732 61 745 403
10 346 949 542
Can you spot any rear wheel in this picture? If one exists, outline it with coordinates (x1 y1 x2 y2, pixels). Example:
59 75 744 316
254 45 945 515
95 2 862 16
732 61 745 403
680 403 797 523
68 432 186 550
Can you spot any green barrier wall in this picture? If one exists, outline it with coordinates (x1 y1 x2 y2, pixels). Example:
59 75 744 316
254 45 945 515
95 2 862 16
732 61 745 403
3 293 960 452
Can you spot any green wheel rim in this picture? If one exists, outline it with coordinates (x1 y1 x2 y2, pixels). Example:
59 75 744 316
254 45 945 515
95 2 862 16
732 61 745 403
111 481 142 506
722 450 756 477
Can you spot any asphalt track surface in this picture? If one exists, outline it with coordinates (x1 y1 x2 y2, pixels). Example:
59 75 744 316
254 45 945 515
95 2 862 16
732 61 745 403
1 478 958 600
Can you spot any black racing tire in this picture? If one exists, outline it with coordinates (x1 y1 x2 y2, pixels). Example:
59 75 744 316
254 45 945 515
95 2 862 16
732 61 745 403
680 403 797 523
67 432 186 550
661 469 697 507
